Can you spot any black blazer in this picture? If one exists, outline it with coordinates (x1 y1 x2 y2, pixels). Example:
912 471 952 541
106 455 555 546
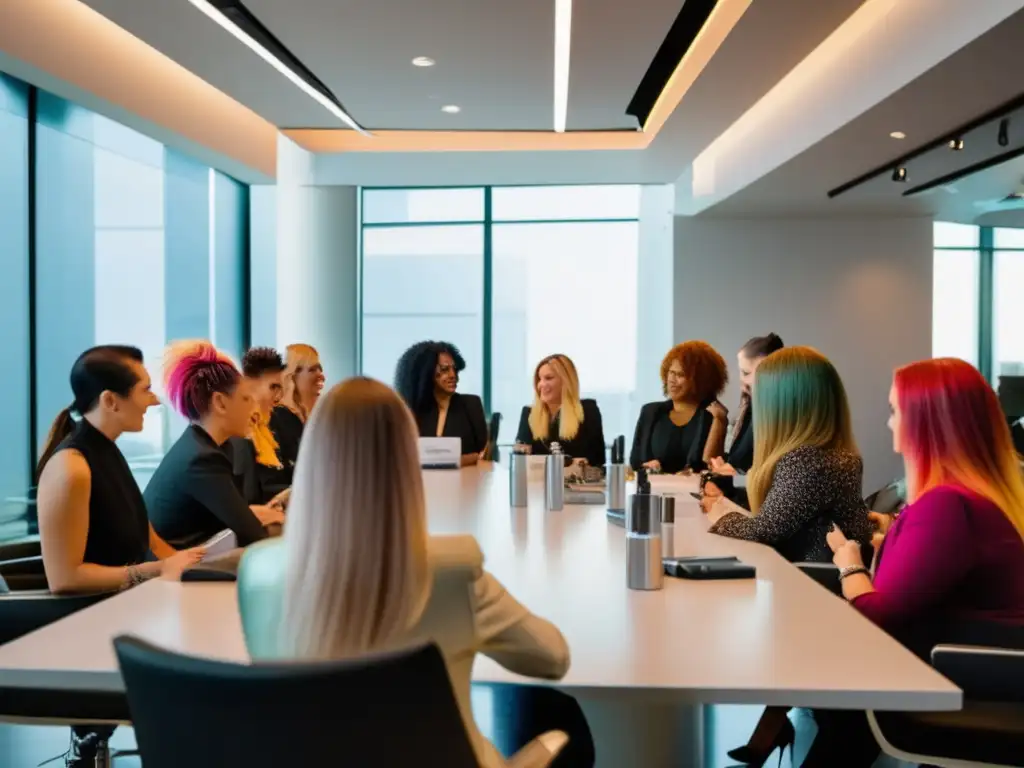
629 400 713 472
414 393 488 456
726 411 754 472
229 437 292 506
269 406 304 471
515 399 606 467
146 425 268 550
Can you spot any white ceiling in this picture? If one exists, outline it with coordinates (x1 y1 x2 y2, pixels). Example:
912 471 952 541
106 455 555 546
74 0 1024 220
693 5 1024 221
80 0 867 185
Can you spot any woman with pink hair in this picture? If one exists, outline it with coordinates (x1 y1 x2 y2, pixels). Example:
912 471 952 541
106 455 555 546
805 358 1024 766
145 341 284 549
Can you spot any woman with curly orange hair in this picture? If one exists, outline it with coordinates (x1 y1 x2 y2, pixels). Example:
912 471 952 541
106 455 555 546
629 341 729 473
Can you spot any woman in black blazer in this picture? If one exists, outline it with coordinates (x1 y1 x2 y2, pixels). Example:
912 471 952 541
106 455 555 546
630 341 729 473
395 341 488 466
709 333 785 475
145 341 284 549
515 354 606 468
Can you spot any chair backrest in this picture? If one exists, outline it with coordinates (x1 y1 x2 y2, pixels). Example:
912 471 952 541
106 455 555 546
0 590 114 645
0 555 48 591
484 412 502 461
114 636 480 768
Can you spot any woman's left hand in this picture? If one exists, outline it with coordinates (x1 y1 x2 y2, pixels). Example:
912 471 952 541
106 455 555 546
706 401 729 423
827 525 863 569
700 481 724 518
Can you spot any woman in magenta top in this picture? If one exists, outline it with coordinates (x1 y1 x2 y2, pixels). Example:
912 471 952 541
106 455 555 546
810 358 1024 767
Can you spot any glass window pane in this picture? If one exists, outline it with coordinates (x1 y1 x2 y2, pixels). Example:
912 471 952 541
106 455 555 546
933 221 979 248
994 227 1024 249
493 185 641 221
363 188 483 224
491 221 638 442
994 251 1024 377
932 250 979 365
0 72 31 541
361 225 484 397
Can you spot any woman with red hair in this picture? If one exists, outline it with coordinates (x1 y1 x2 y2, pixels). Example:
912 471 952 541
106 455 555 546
810 358 1024 766
146 341 284 550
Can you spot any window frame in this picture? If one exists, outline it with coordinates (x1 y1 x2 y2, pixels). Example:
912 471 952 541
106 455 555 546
358 185 642 414
934 223 1024 382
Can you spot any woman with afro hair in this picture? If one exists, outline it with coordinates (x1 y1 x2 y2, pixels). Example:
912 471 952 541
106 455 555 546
394 341 487 466
630 341 730 473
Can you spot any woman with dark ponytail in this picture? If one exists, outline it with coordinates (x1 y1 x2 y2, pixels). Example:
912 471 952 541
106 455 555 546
37 345 204 594
709 332 785 474
36 346 206 768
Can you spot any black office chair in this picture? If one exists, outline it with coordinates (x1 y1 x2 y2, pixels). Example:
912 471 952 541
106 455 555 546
0 554 48 590
114 636 568 768
483 412 502 461
0 587 114 646
869 637 1024 767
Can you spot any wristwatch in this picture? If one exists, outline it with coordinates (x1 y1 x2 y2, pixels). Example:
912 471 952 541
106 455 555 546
838 565 869 581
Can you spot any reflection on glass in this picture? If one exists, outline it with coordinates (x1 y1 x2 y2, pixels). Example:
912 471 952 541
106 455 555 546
994 227 1024 250
994 251 1024 377
491 221 639 441
361 225 485 396
493 185 641 221
933 221 979 249
363 188 484 224
932 250 979 365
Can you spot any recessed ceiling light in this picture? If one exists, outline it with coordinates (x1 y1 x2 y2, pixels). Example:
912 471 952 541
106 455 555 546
889 131 906 139
441 105 461 114
186 0 368 135
412 56 435 68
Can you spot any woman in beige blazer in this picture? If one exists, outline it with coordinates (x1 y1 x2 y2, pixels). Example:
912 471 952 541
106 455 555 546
237 376 582 767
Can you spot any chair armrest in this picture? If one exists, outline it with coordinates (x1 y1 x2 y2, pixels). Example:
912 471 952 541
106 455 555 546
0 590 116 645
795 562 842 596
932 644 1024 702
0 555 44 576
506 731 569 768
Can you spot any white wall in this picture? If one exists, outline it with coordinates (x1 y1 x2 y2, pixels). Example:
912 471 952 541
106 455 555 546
674 216 933 491
276 135 359 382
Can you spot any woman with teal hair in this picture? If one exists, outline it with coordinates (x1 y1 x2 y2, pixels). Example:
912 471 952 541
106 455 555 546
702 345 872 561
702 346 873 766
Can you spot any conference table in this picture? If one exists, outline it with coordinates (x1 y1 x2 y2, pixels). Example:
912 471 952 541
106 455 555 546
0 462 960 766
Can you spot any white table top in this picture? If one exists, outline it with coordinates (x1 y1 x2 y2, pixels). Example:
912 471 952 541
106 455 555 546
0 464 960 711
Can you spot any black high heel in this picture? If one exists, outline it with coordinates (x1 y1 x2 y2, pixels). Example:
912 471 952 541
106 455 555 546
727 716 795 767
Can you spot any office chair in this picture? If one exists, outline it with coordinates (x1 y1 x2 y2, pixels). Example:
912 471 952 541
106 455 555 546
868 641 1024 767
0 553 48 590
483 412 502 461
114 636 569 768
0 588 113 646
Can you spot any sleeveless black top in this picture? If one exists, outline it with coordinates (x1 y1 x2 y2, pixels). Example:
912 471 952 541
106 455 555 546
54 420 150 567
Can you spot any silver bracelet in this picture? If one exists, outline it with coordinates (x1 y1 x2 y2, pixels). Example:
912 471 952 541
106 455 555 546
124 564 147 589
838 565 870 581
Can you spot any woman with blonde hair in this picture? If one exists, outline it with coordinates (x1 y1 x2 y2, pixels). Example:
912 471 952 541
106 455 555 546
269 343 325 472
705 346 873 767
238 377 589 767
514 354 606 467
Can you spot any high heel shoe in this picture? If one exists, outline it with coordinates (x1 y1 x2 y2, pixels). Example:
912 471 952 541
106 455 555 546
727 716 795 767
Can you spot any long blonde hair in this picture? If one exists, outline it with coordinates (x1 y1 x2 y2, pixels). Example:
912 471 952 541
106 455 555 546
281 343 320 422
528 354 585 441
747 347 858 512
282 377 430 658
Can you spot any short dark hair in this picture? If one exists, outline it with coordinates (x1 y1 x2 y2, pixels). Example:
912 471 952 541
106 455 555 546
742 333 785 360
242 347 285 378
394 341 467 415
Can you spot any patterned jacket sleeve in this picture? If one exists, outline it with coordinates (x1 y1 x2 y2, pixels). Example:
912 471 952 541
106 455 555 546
709 448 832 545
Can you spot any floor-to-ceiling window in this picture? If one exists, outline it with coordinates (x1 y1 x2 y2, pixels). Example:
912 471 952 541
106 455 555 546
933 220 1024 385
0 74 31 542
360 185 641 444
0 69 250 542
